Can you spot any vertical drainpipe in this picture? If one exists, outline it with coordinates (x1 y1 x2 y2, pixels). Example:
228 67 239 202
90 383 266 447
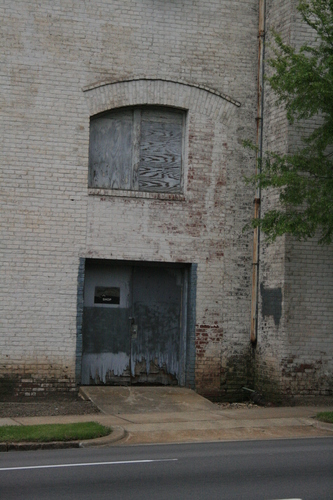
250 0 266 344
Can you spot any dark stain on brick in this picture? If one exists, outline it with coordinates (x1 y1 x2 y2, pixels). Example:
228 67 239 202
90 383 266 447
293 363 314 373
260 283 282 326
0 375 19 398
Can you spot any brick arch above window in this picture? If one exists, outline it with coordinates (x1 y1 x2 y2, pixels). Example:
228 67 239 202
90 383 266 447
84 79 241 200
83 78 240 123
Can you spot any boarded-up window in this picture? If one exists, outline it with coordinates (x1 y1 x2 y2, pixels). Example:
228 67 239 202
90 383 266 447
89 107 184 193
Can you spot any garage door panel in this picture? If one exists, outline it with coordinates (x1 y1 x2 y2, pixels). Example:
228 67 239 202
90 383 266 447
131 267 182 383
82 307 130 354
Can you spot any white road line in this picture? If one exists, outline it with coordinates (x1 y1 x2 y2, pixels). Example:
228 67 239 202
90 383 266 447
0 458 178 472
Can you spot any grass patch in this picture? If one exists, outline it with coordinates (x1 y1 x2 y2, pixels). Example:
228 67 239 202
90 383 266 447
0 422 112 443
316 411 333 424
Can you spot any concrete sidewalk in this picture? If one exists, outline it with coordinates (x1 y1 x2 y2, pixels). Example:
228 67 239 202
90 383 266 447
1 387 332 447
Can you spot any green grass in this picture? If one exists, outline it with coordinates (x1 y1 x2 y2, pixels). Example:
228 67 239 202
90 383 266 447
316 411 333 424
0 422 112 443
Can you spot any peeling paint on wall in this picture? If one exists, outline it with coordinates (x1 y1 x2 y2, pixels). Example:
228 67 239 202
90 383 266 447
131 350 179 378
81 352 129 384
81 350 179 384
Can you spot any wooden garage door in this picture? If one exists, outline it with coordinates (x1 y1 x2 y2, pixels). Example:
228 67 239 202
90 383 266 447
81 262 185 386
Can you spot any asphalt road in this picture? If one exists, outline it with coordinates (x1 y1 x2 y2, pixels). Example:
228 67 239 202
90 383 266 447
0 438 332 500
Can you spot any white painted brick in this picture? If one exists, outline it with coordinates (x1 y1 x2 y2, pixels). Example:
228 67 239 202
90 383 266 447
1 0 331 399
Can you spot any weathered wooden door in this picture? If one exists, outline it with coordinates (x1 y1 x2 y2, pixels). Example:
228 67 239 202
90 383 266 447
130 266 182 384
81 262 184 386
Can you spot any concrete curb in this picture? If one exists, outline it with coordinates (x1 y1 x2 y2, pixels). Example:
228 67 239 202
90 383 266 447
0 426 127 452
80 426 127 447
311 419 333 432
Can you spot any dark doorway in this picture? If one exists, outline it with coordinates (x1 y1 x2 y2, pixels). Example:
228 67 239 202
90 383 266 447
81 260 188 386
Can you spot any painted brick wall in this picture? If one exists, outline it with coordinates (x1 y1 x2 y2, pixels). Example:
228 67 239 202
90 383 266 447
255 0 293 400
0 0 258 397
1 0 330 400
282 4 333 397
257 0 333 400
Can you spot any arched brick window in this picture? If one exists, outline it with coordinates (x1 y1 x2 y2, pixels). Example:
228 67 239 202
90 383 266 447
89 106 185 194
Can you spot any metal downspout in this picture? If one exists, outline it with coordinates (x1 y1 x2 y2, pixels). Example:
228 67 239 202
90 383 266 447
250 0 266 344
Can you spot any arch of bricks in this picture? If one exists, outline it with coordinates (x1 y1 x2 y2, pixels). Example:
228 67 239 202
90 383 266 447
83 78 240 123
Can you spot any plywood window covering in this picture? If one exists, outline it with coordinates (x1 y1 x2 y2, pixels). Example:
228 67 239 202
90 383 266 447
89 106 184 193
